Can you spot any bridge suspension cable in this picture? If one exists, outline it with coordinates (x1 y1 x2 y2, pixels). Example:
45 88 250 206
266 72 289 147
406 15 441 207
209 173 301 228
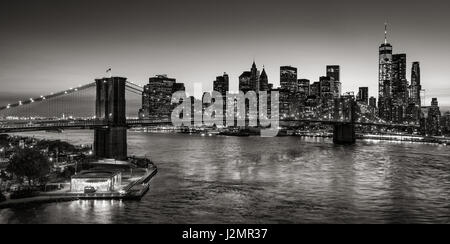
0 82 97 120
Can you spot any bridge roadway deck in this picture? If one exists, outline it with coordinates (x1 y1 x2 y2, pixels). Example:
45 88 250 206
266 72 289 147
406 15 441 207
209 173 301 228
0 118 419 133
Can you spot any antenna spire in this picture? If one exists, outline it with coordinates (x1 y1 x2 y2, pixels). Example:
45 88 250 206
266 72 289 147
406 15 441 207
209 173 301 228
384 22 388 44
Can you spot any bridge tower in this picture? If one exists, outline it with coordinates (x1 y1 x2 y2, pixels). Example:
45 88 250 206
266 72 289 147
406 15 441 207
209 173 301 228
94 77 128 160
333 100 356 144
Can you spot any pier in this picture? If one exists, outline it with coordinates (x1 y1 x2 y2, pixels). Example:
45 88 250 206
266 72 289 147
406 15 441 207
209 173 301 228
0 164 157 209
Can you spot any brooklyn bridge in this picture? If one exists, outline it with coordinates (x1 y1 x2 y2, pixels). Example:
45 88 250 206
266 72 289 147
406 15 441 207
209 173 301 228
0 77 419 160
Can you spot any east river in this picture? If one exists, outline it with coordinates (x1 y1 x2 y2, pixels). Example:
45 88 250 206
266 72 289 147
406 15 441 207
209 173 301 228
1 131 449 223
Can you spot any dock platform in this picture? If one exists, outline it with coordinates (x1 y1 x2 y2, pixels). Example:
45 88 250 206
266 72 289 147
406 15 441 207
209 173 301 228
0 166 158 209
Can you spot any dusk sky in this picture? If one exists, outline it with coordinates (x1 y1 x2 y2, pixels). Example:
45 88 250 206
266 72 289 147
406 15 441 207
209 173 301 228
1 0 450 108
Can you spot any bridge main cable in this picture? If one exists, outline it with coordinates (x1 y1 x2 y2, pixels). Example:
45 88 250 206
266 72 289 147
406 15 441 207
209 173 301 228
0 82 96 111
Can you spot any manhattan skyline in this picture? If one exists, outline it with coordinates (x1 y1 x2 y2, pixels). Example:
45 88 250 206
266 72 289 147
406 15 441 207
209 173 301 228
1 0 450 107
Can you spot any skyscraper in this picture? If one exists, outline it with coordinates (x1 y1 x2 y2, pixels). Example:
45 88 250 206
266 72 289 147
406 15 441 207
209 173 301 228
378 23 393 121
213 72 229 96
310 82 321 97
319 76 334 102
427 98 442 135
250 61 260 91
239 71 252 93
141 75 185 120
357 87 369 104
391 53 408 123
298 79 310 97
392 54 408 102
259 68 269 91
442 111 450 135
279 66 298 118
239 61 260 92
326 65 340 81
213 72 229 125
280 66 298 93
326 65 341 98
410 62 422 106
369 96 377 108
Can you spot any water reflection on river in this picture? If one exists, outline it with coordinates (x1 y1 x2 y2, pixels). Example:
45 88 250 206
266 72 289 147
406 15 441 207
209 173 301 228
1 131 449 223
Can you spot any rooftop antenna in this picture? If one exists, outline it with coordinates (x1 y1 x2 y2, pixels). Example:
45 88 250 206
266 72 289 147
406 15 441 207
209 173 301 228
106 67 112 78
384 22 388 44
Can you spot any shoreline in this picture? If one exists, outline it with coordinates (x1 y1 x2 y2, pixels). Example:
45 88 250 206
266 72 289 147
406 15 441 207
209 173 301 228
10 128 449 145
127 129 449 145
0 167 157 209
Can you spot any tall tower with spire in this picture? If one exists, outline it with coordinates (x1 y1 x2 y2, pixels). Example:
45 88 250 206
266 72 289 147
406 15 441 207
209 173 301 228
259 66 269 91
239 61 260 92
250 60 260 91
384 22 388 44
378 23 393 121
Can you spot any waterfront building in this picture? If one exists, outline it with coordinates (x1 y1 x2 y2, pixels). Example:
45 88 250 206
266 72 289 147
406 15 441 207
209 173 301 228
279 90 291 118
405 103 421 123
442 111 450 135
213 73 229 125
141 75 185 120
70 169 122 193
279 66 298 118
427 98 441 135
